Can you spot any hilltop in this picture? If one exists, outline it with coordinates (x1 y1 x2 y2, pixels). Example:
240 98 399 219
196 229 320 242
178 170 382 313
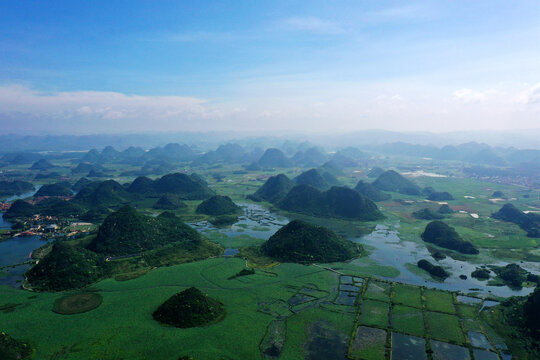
127 176 155 194
438 204 454 214
292 147 328 167
72 177 92 192
294 168 333 190
279 185 383 221
427 191 454 201
261 220 360 263
320 159 344 176
30 158 54 170
413 208 444 220
34 182 73 197
367 167 385 178
88 206 202 256
372 170 422 195
73 180 132 208
247 174 294 203
0 180 34 197
26 242 107 291
154 173 214 199
153 287 225 328
128 173 214 200
354 180 391 202
195 195 241 216
193 143 248 165
256 148 292 168
421 221 479 254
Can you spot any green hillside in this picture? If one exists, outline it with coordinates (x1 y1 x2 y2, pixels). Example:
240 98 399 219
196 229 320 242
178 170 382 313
294 168 332 190
0 180 34 197
492 203 540 238
257 148 292 168
247 173 294 203
195 195 241 216
88 206 202 256
153 194 187 210
372 170 422 195
354 180 391 202
279 185 383 221
413 208 444 220
26 242 107 291
73 180 132 208
261 219 361 263
153 287 225 328
34 182 73 197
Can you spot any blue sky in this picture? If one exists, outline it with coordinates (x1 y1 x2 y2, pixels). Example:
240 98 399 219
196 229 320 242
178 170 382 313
0 1 539 134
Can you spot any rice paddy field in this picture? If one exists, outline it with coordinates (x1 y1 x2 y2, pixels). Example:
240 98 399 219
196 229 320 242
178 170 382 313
0 259 510 359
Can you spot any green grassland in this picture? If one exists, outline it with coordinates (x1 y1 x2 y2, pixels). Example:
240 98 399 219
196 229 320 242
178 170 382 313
0 259 513 359
0 258 339 360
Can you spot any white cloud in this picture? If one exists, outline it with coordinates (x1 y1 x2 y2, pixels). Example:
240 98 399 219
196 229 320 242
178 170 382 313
525 83 540 104
0 82 539 135
283 17 344 34
363 4 435 24
452 88 488 104
0 85 211 134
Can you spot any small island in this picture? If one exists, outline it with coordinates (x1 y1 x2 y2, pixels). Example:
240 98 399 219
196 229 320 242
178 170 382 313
421 221 479 254
417 259 450 280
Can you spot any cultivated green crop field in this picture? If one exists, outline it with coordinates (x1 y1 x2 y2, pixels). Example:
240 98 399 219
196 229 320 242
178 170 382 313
0 260 507 359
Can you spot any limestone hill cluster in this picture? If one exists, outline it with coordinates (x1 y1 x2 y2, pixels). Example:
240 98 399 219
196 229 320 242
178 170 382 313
26 206 218 291
4 172 215 222
248 172 384 221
